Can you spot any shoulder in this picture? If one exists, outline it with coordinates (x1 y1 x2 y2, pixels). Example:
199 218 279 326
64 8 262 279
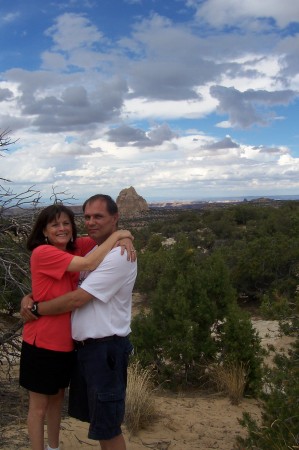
108 247 128 260
31 245 71 261
32 245 58 256
76 236 94 245
75 236 97 255
106 248 137 270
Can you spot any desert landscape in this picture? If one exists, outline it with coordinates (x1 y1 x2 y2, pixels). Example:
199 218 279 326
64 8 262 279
0 316 293 450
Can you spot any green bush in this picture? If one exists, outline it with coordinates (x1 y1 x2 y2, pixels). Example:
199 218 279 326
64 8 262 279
216 304 264 396
237 312 299 449
131 238 264 392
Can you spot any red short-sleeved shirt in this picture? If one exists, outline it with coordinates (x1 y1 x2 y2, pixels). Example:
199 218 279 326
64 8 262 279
22 237 96 352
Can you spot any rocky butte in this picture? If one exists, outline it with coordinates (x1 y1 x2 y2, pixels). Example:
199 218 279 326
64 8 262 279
116 186 149 218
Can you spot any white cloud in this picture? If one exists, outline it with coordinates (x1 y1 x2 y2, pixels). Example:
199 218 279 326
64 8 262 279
0 1 299 202
1 12 20 25
45 13 104 53
193 0 299 28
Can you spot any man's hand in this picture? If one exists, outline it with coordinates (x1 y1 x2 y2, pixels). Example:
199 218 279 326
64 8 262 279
20 293 37 322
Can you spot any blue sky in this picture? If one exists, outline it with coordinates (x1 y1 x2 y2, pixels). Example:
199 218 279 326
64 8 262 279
1 0 299 204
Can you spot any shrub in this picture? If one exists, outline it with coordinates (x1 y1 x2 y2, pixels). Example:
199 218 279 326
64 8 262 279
236 313 299 449
125 361 158 435
216 304 264 396
131 241 239 387
260 291 291 320
207 361 248 405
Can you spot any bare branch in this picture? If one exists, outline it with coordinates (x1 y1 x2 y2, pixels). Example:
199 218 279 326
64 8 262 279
0 185 42 213
0 129 83 379
0 128 19 155
50 186 78 205
0 320 23 347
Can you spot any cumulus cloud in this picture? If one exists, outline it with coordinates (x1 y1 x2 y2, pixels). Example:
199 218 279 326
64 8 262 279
125 15 220 100
5 72 128 133
210 85 297 128
0 88 14 101
0 1 299 201
203 136 239 150
107 123 177 148
45 13 103 53
191 0 299 29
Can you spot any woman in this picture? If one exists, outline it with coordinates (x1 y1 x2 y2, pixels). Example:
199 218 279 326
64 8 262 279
19 204 133 450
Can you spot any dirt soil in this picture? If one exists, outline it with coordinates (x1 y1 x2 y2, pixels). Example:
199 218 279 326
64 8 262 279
0 391 262 450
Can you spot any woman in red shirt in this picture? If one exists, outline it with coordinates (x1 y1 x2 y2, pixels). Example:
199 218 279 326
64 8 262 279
19 204 133 450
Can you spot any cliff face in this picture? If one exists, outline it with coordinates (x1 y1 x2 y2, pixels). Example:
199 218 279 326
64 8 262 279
116 186 149 217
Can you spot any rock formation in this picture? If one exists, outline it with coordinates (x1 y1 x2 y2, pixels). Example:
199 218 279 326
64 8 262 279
116 186 149 217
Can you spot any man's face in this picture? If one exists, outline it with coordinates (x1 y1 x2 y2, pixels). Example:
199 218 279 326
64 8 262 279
83 199 118 244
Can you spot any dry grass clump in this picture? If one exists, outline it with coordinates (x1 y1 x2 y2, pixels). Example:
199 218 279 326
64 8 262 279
125 361 158 435
207 361 248 405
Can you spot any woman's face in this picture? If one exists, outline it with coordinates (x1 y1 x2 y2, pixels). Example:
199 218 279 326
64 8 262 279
43 212 73 250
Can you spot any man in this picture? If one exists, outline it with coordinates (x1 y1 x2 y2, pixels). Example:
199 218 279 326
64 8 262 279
21 194 137 450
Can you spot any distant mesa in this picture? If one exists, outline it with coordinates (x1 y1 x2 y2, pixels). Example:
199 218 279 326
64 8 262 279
116 186 149 218
249 197 273 203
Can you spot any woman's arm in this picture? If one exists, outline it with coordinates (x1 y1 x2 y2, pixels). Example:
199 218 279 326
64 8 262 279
67 230 133 272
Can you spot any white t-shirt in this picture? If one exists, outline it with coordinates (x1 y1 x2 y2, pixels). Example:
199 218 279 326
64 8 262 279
71 247 137 341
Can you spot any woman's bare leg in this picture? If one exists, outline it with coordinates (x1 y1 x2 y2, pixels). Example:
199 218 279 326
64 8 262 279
27 391 48 450
46 388 65 449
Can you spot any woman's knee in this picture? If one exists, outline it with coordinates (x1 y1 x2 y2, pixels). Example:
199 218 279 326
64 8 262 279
28 392 49 419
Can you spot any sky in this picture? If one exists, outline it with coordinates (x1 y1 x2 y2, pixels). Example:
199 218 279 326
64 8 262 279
1 0 299 204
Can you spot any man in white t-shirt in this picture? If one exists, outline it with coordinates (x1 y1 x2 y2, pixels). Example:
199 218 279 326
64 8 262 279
21 194 137 450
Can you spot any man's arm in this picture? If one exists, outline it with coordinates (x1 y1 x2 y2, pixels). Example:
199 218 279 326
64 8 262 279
38 288 93 315
20 288 93 319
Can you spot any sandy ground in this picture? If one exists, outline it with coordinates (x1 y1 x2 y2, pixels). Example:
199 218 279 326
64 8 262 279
0 318 294 450
2 394 261 450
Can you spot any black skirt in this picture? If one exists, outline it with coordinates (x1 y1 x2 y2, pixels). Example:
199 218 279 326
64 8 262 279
19 340 75 395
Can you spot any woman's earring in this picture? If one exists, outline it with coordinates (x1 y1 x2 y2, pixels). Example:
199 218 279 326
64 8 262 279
70 236 73 243
44 236 48 244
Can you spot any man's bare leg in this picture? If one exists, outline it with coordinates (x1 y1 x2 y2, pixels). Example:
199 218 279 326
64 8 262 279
99 434 126 450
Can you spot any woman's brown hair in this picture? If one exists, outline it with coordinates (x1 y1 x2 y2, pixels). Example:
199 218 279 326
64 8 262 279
26 204 77 251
